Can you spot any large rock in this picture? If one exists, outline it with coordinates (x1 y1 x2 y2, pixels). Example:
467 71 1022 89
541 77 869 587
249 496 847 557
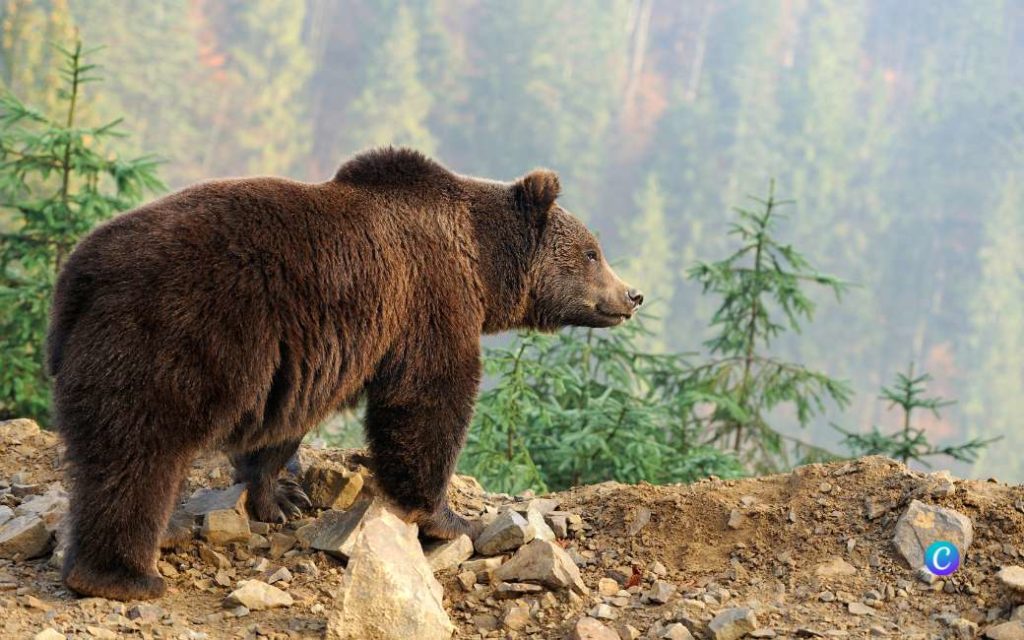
423 535 474 572
492 539 588 594
985 621 1024 640
892 500 973 569
224 580 293 610
0 515 52 559
304 464 364 510
474 510 534 556
708 608 759 640
327 506 453 640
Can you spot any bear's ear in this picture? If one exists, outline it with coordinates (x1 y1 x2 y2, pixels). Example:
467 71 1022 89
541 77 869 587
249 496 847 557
512 169 560 228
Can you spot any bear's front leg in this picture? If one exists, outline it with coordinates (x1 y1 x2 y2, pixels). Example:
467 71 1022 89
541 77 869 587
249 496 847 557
365 350 483 540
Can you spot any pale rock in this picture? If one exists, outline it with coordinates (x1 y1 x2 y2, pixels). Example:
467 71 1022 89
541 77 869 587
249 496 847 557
849 602 874 615
546 512 570 538
708 607 759 640
0 505 13 526
127 603 164 623
310 499 389 560
726 509 744 530
461 556 503 573
423 534 473 572
892 500 973 569
34 630 65 640
660 623 695 640
201 509 251 546
998 566 1024 592
269 532 296 559
474 510 534 556
643 579 676 604
0 515 52 559
327 507 452 640
572 617 619 640
265 566 293 585
526 507 556 542
598 577 620 596
590 603 617 620
503 604 532 630
985 621 1024 640
199 546 231 569
495 581 544 599
85 626 116 639
492 539 588 594
614 622 642 640
456 570 476 591
224 580 293 611
14 484 67 531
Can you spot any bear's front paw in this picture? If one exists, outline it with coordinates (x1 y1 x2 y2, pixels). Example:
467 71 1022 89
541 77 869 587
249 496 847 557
419 505 483 541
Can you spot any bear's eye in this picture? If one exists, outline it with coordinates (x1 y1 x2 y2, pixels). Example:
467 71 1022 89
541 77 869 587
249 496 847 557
585 250 598 262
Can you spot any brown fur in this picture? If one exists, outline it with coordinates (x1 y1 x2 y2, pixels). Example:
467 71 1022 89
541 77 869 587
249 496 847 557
46 147 641 600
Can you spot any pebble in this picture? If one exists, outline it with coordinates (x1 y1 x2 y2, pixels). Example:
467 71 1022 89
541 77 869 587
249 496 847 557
223 580 293 611
571 616 618 640
474 510 535 556
708 607 759 640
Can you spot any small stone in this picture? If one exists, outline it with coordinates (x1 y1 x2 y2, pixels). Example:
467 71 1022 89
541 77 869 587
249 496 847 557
590 603 617 620
892 500 973 569
474 510 535 556
85 626 117 639
492 538 588 594
495 581 544 599
985 621 1024 640
848 602 874 616
598 577 620 596
650 560 668 576
183 484 247 517
264 566 292 585
504 604 531 630
127 603 164 623
572 617 619 640
249 521 271 535
660 624 695 640
423 534 474 572
546 513 569 538
727 509 744 530
708 607 759 640
461 556 503 573
303 465 364 510
998 566 1024 592
201 509 251 546
0 516 52 559
750 630 777 639
643 579 676 604
224 580 293 610
615 622 642 640
526 507 557 541
268 532 296 559
34 631 65 640
815 558 857 578
456 570 476 591
0 505 13 527
199 545 231 569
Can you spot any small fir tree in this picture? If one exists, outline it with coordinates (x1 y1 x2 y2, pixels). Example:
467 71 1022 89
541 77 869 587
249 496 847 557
0 40 162 420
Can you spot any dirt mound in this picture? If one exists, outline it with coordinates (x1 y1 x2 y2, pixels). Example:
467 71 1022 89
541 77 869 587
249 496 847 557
1 418 1023 639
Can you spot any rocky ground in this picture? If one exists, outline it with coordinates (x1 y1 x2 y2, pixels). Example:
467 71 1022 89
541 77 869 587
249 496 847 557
2 418 1024 640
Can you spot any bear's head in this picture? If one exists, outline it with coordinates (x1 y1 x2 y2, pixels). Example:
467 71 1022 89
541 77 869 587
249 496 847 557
513 169 643 331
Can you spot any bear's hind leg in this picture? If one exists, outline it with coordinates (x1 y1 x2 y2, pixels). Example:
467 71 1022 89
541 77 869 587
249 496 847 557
62 445 190 601
232 438 311 524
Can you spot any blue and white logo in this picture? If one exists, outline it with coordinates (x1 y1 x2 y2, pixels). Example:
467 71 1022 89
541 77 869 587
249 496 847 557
924 540 960 576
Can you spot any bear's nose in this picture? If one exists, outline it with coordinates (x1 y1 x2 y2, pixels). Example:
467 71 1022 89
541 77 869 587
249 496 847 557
627 288 644 308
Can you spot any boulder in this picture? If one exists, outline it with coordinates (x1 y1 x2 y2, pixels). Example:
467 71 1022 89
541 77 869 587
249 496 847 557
327 506 453 640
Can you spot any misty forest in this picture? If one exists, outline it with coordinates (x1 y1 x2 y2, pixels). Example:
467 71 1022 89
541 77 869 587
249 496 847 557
1 0 1022 488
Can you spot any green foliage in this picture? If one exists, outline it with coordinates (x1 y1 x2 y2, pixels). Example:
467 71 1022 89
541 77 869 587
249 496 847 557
835 363 997 467
685 182 853 471
0 40 162 420
459 321 743 495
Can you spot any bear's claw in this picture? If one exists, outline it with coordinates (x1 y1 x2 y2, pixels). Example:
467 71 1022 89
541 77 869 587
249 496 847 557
247 477 311 524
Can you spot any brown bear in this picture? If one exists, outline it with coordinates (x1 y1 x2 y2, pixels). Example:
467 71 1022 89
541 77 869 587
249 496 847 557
47 147 643 601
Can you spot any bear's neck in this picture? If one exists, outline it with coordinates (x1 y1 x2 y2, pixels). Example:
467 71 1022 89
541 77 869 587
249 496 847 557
470 209 534 334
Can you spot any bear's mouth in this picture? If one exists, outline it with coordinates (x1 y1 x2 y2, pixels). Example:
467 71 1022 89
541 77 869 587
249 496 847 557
595 305 633 322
